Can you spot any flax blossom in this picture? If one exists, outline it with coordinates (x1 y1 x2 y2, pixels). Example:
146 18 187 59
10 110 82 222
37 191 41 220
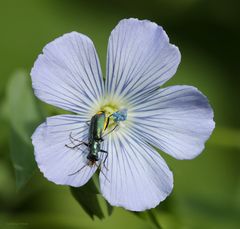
31 18 215 211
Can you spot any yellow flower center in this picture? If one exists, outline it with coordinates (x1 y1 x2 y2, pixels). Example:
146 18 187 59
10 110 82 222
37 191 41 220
90 95 129 132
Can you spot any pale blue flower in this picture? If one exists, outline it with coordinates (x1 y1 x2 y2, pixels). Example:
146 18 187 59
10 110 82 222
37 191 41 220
31 18 215 211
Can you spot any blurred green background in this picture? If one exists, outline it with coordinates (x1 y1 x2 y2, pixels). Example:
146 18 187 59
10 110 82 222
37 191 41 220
0 0 239 228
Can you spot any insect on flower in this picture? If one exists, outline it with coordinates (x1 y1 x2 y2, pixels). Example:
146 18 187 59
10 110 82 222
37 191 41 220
66 110 124 177
31 18 215 211
65 111 109 176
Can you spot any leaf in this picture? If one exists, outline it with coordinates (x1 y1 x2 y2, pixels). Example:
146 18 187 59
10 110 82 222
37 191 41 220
133 210 162 229
106 201 114 216
6 70 42 190
9 128 37 190
70 179 105 220
6 70 42 143
147 210 163 229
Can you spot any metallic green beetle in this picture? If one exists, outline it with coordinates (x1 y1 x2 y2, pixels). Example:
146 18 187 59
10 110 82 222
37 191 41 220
86 111 109 164
66 111 109 175
66 109 126 175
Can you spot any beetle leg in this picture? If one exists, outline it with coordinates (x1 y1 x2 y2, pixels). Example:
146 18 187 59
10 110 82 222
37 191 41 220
66 132 89 149
95 137 104 142
100 149 108 153
68 164 88 176
97 162 110 183
102 124 119 138
100 150 109 171
65 143 88 149
69 132 84 143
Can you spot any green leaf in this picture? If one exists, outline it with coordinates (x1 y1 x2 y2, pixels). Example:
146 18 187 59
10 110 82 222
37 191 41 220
106 201 114 216
70 179 105 220
134 210 163 229
6 70 42 190
6 70 42 143
9 128 37 190
147 210 163 229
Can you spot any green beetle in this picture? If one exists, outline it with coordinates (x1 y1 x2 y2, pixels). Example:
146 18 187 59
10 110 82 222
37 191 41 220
86 111 109 164
65 111 109 175
66 109 127 175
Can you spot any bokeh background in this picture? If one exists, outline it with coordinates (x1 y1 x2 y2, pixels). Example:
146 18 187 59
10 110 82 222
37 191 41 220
0 0 239 228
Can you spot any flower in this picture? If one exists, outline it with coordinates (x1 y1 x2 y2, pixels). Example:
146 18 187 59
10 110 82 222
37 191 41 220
31 18 215 211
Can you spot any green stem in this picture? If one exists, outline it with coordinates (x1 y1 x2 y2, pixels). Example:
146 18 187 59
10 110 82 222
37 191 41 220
209 127 240 149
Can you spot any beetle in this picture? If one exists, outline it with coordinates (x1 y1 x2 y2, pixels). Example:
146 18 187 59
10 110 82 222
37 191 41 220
65 109 127 176
86 111 109 163
65 111 109 176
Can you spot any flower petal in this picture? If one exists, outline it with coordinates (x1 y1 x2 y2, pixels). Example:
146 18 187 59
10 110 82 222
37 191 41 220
32 115 97 187
130 86 215 160
31 32 104 118
105 18 180 103
99 131 173 211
